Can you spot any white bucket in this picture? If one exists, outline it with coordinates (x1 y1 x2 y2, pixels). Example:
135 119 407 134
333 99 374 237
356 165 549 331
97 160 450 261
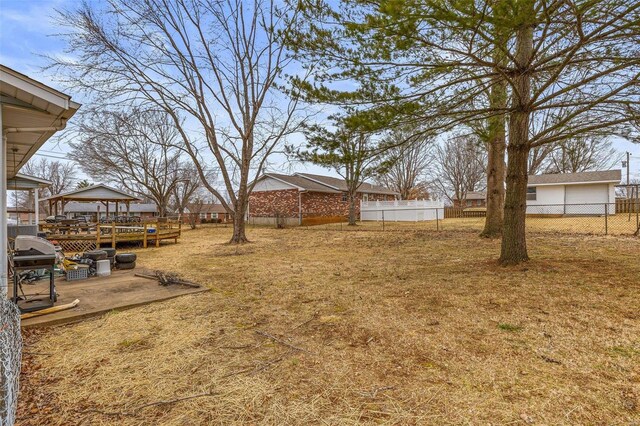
96 259 111 276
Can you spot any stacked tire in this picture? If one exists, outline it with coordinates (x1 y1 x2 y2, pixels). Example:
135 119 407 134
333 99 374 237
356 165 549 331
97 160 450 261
82 250 108 276
101 248 117 268
115 253 137 270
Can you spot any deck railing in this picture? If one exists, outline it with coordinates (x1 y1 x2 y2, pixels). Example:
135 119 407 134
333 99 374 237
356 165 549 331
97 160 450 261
39 218 182 251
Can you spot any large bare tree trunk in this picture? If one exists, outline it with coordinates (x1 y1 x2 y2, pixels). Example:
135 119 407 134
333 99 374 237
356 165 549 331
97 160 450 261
500 10 534 265
231 209 248 243
230 189 249 243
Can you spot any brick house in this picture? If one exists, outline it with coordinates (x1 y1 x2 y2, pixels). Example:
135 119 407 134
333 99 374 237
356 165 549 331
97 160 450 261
452 191 487 208
184 203 232 223
249 172 398 225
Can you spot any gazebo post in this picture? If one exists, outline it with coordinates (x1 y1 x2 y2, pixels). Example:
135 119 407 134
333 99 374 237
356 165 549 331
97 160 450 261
106 201 110 222
115 201 119 219
34 188 39 226
126 201 130 217
28 190 33 225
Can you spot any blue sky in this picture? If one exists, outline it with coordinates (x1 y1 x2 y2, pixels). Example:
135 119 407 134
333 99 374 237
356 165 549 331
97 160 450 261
1 0 639 182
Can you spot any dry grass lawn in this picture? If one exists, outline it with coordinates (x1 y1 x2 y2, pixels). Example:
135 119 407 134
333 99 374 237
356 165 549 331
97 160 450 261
17 224 640 425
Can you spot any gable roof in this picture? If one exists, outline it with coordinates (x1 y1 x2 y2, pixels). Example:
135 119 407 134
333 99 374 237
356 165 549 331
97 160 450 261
528 170 622 186
40 184 140 202
256 172 398 195
6 173 52 190
294 173 399 195
453 191 486 201
262 173 341 193
184 203 228 214
63 201 157 213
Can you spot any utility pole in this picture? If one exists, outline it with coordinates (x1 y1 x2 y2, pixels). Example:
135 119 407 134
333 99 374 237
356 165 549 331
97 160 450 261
626 152 631 185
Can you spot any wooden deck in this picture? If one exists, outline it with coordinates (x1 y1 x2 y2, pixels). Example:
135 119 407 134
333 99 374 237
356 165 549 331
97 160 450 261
40 219 182 252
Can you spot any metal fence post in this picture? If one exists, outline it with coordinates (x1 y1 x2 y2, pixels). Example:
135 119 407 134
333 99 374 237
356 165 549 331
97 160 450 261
604 203 608 235
382 210 385 231
436 207 439 231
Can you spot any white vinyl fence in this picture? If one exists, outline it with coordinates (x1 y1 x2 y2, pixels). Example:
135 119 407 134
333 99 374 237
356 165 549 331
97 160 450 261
361 200 445 222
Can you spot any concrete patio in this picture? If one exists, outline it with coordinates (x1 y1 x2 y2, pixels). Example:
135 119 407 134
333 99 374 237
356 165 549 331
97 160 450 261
11 269 208 328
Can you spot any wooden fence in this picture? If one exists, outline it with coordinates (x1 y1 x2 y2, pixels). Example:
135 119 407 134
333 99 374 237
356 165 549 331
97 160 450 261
616 198 640 214
443 208 487 219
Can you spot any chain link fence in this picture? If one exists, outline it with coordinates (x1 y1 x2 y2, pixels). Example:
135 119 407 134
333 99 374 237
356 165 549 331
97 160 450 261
1 299 22 426
277 203 640 236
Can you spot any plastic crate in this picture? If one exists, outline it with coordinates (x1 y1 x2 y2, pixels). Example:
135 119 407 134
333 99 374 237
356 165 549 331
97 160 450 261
66 268 89 281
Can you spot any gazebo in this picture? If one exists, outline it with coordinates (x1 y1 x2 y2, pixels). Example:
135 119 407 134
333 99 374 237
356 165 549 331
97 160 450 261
40 184 140 219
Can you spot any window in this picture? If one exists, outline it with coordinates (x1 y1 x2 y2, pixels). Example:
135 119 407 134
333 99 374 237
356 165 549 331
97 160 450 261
527 186 537 201
200 213 207 219
341 193 347 202
363 194 369 202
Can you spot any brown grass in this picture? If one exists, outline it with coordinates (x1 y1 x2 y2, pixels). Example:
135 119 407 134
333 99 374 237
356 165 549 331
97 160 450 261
17 225 640 425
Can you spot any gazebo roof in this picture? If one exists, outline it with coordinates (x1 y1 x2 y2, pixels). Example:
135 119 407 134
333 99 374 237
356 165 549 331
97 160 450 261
6 173 52 190
40 184 140 203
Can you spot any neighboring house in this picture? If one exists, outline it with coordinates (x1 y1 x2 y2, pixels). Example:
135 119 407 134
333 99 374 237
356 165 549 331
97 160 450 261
452 191 487 208
63 201 158 220
183 203 232 223
249 172 398 225
526 170 621 216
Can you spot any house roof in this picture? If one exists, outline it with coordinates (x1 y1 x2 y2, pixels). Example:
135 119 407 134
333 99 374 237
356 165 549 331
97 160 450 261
453 191 486 201
63 201 157 213
1 64 81 178
294 173 399 195
528 170 622 186
40 184 140 202
262 173 342 193
184 203 228 214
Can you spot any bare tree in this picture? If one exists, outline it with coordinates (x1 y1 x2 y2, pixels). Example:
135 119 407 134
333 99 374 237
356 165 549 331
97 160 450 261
431 135 487 205
70 108 182 216
376 128 435 200
546 137 621 174
52 0 304 243
171 162 206 216
528 144 557 175
185 199 205 230
20 158 77 215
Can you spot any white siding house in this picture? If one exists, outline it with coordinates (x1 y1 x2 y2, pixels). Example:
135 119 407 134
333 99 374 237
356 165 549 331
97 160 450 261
526 170 621 216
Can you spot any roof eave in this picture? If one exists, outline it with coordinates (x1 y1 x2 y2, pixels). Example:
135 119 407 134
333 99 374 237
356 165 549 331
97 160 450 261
529 180 620 186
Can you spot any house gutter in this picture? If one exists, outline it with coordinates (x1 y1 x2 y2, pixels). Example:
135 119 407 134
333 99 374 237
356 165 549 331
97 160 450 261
4 123 67 135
